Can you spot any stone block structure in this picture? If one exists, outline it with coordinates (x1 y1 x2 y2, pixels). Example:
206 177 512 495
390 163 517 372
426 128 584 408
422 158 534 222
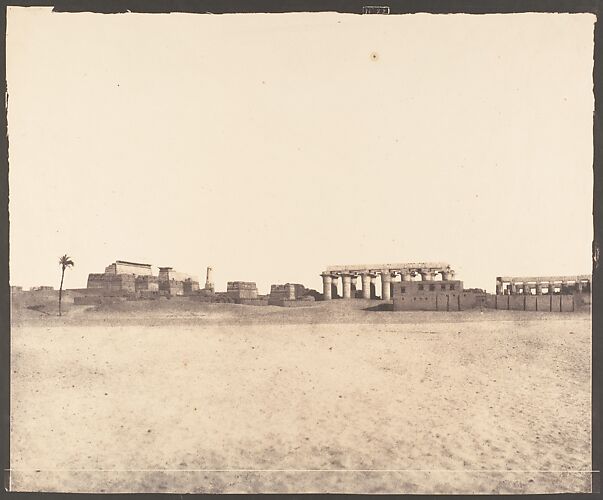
269 283 317 306
270 284 296 302
227 282 259 300
158 267 199 296
183 278 200 295
87 273 136 294
135 275 159 292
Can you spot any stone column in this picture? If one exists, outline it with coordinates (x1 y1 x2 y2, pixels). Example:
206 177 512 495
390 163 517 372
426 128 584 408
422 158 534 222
421 270 434 281
370 275 377 299
549 282 556 295
523 283 531 295
442 270 454 281
331 275 339 299
401 272 412 282
350 275 357 298
342 274 352 299
536 283 543 295
322 273 332 300
495 280 503 295
576 280 584 293
381 271 392 300
361 273 371 299
510 282 517 295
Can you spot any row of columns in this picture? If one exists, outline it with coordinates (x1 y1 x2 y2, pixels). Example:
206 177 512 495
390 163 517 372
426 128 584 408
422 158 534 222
496 280 588 295
322 269 455 301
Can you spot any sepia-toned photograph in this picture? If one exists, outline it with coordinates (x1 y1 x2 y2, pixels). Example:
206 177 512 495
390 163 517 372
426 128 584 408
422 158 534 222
4 4 597 494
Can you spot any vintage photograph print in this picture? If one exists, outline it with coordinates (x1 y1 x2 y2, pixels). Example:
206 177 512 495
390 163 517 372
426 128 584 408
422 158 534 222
4 5 597 494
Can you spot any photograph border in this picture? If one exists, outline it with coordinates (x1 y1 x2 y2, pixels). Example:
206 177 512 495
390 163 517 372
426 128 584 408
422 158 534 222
1 0 600 496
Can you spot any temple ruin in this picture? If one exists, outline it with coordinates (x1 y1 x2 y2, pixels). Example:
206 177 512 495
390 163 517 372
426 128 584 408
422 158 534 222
158 267 200 297
489 274 591 312
321 262 455 300
495 275 591 295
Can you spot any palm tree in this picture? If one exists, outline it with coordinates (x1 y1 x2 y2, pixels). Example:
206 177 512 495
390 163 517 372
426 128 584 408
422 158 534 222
58 254 74 316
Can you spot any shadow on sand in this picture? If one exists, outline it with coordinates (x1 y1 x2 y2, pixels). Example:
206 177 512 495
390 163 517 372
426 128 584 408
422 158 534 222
363 303 394 312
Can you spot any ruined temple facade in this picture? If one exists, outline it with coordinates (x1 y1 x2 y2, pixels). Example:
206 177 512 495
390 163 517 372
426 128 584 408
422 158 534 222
320 262 455 301
87 260 199 297
158 267 199 297
87 260 153 294
105 260 153 276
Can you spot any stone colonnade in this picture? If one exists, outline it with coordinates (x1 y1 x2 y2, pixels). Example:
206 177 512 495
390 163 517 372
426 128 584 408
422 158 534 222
495 275 591 296
321 263 455 301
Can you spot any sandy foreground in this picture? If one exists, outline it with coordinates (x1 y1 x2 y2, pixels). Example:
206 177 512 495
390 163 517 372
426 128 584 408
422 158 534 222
9 300 592 493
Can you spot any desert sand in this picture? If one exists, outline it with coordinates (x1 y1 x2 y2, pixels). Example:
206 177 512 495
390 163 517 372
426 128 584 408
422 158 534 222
9 297 592 493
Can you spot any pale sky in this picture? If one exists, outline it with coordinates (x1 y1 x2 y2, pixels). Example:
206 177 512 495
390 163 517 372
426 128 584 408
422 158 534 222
6 8 595 293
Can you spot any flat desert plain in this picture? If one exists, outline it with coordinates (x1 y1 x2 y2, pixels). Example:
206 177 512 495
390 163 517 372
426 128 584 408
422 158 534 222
9 298 592 493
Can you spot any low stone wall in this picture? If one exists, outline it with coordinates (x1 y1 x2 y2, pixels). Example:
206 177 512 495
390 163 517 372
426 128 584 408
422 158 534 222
235 298 268 306
484 293 587 312
268 298 316 307
69 287 130 298
74 296 128 306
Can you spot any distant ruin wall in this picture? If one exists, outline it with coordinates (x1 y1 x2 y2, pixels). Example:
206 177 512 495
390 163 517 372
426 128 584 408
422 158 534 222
105 261 153 276
235 298 268 306
484 293 584 312
159 280 184 296
135 276 159 292
227 282 258 300
87 273 136 293
269 298 316 307
270 284 296 301
183 279 200 295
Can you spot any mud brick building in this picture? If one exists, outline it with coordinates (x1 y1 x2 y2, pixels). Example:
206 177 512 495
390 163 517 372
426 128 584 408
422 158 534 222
392 280 483 311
